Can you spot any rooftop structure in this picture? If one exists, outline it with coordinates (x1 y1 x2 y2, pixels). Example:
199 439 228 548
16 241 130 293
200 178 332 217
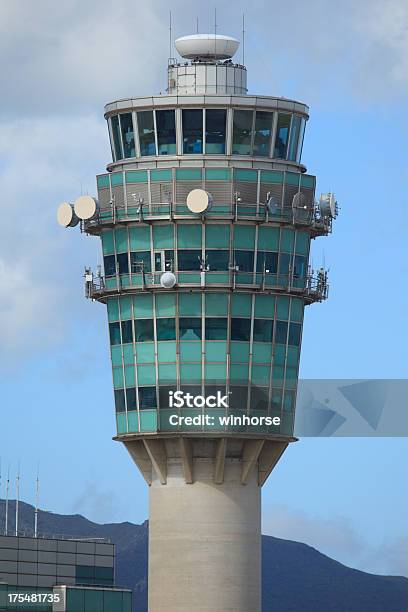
0 534 132 612
58 30 336 612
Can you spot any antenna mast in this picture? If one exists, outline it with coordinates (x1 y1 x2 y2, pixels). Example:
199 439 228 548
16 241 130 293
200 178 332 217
5 467 9 536
242 13 246 65
169 11 172 59
15 465 20 537
34 465 40 538
214 8 217 59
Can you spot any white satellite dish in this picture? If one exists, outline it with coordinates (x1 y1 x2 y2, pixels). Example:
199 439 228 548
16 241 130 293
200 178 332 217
160 271 177 289
57 202 79 227
319 193 337 218
186 189 213 213
74 195 98 220
175 34 239 60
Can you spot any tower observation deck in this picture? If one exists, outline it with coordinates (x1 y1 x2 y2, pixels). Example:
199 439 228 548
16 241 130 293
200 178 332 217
58 32 336 612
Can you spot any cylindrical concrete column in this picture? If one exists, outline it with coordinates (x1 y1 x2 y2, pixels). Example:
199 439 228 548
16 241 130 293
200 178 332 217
148 457 261 612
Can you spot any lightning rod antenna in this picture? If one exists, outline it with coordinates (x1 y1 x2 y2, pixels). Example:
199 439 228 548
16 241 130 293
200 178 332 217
242 13 246 65
34 465 40 538
5 466 9 536
214 8 217 59
15 464 20 537
196 17 199 34
169 11 172 59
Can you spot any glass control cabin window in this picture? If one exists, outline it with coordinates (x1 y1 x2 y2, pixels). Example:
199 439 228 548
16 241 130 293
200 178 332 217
253 111 273 156
156 110 176 155
120 113 135 158
232 109 253 155
183 109 203 154
111 115 123 160
205 109 227 154
138 111 156 156
274 113 291 159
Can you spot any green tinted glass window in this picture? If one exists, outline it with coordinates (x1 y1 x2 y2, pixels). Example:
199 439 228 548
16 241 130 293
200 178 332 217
253 111 273 156
231 293 252 316
288 115 302 161
178 224 202 248
153 224 174 249
130 251 151 273
205 224 230 248
156 293 176 316
133 293 153 317
120 113 135 158
183 109 203 153
138 110 156 155
102 230 115 255
205 109 227 154
205 293 228 316
234 225 255 249
179 317 202 340
109 322 121 345
205 318 227 340
206 250 229 270
156 109 176 155
135 319 154 342
157 319 176 340
232 109 253 155
231 318 251 341
253 320 273 342
111 115 123 160
179 293 201 316
274 113 291 159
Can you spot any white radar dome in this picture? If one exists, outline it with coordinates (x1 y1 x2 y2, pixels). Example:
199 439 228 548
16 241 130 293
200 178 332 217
175 34 239 60
74 195 98 220
57 202 79 227
160 272 177 289
186 189 213 213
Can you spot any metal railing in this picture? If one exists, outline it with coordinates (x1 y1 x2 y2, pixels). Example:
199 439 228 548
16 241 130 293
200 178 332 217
2 528 111 543
84 267 329 303
83 200 332 236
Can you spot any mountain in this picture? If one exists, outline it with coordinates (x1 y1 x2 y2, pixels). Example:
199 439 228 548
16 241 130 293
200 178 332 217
1 500 407 612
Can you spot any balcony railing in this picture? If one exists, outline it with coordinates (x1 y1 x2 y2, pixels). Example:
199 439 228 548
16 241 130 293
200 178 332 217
84 267 328 304
83 200 332 237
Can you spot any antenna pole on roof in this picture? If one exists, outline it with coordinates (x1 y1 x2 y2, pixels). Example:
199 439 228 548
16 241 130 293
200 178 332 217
196 17 199 34
15 464 20 537
5 466 9 536
242 13 245 65
214 8 217 59
34 464 39 538
169 11 172 59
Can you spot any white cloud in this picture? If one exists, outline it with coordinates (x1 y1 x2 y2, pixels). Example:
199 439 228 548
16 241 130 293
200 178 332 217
0 115 108 364
1 0 408 117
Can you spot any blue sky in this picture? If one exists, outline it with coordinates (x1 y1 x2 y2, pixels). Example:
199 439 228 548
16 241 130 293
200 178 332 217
0 0 407 577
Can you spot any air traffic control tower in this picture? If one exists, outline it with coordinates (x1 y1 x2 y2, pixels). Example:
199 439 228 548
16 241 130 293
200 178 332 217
58 33 336 612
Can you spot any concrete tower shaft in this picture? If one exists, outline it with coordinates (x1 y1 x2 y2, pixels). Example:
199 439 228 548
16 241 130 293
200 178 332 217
124 437 286 612
59 31 335 612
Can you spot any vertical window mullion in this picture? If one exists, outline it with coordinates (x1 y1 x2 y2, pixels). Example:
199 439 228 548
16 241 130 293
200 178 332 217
153 110 158 156
133 111 141 158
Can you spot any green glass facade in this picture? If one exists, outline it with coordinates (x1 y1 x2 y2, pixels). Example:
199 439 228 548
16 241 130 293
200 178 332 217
0 584 132 612
81 95 330 443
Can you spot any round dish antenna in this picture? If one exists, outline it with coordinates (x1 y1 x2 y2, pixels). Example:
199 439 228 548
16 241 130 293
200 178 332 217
186 189 213 213
175 34 239 60
319 193 338 218
57 202 79 228
160 272 177 289
74 195 98 220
